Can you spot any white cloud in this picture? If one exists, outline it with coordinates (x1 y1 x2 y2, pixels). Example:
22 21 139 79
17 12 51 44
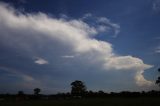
135 71 153 86
34 57 49 65
104 56 153 86
0 2 154 90
61 55 75 58
104 56 152 71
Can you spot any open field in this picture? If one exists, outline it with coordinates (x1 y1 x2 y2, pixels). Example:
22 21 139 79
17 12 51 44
0 97 160 106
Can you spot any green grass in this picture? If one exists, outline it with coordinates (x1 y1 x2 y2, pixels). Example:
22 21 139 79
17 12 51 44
0 97 160 106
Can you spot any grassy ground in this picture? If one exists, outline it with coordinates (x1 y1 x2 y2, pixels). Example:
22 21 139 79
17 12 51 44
0 97 160 106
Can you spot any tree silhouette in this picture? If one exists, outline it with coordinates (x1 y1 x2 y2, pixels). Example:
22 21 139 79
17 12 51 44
34 88 41 95
156 68 160 87
71 80 86 96
18 91 24 96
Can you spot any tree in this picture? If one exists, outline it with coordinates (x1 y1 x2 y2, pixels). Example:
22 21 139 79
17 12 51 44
18 91 24 96
156 68 160 87
71 80 87 96
34 88 41 95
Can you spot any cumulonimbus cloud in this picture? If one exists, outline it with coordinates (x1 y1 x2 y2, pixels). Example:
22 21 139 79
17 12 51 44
0 2 153 91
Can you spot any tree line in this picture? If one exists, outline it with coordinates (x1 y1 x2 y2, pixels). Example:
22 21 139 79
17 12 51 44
0 68 160 101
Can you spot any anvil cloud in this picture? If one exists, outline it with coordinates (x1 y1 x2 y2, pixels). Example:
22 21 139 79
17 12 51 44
0 2 154 93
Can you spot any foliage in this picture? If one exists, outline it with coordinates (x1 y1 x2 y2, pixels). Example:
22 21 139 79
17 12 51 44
71 80 87 96
17 91 24 96
34 88 41 95
156 68 160 87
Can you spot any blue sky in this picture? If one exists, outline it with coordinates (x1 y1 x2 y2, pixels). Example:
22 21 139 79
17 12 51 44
0 0 160 94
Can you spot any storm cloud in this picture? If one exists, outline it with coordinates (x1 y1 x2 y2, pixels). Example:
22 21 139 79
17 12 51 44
0 2 154 93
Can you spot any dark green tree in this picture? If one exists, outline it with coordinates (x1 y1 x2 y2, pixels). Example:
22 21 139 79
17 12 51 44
34 88 41 95
71 80 87 96
156 68 160 87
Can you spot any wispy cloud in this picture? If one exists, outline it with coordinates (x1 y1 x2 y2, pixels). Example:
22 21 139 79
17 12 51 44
155 46 160 53
0 66 34 82
81 13 120 38
82 13 92 19
0 65 45 90
152 0 160 12
34 57 49 65
96 17 120 37
61 55 75 58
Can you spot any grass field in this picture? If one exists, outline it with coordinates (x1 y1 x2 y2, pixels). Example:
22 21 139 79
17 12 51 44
0 97 160 106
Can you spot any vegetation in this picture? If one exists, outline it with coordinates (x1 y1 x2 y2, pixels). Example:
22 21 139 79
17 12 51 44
71 80 86 97
0 71 160 106
34 88 41 95
156 68 160 87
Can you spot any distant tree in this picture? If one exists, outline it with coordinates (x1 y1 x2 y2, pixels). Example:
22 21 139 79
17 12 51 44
18 91 24 96
97 90 105 97
71 80 86 96
34 88 41 95
98 90 104 94
17 91 25 100
156 68 160 87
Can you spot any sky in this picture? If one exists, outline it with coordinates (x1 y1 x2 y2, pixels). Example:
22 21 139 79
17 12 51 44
0 0 160 94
